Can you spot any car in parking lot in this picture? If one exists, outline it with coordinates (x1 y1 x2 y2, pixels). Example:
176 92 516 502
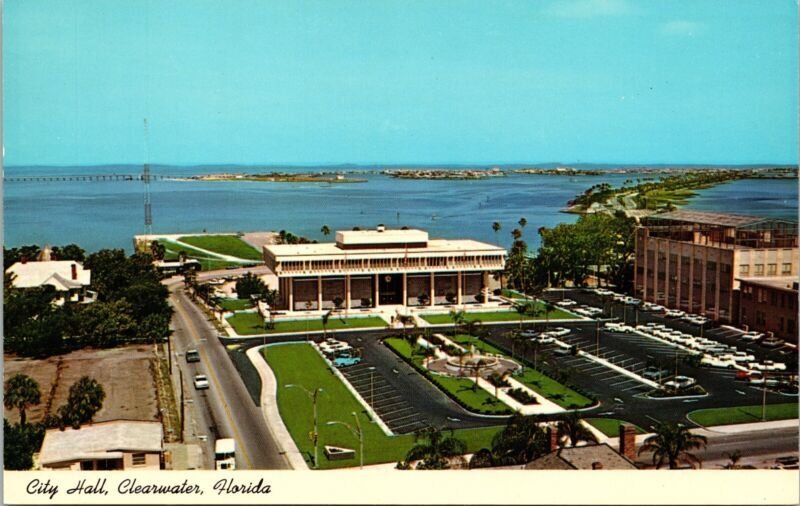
555 299 577 307
641 367 662 380
532 335 555 344
665 309 686 318
664 375 696 390
748 360 787 371
641 302 665 312
193 374 210 390
760 336 785 348
740 331 764 342
700 355 735 368
548 327 571 338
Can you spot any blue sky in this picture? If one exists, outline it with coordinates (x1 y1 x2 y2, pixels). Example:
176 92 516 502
3 0 798 166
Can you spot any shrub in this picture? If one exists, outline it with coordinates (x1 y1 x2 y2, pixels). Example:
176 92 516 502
507 388 538 405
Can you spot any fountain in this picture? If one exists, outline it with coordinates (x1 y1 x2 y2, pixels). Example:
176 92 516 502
426 343 519 378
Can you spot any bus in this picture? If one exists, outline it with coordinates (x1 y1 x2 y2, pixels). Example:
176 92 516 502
215 438 236 470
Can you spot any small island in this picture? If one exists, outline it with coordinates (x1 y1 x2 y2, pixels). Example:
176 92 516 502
182 172 367 183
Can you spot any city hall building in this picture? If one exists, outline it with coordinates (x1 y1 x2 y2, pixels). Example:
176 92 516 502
634 210 798 323
263 227 506 312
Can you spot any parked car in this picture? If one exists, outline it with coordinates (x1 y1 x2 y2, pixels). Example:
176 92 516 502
665 309 686 318
700 356 735 368
549 327 571 338
641 367 662 380
532 335 555 344
193 374 210 390
555 299 577 307
760 336 785 348
664 375 696 390
740 331 764 342
735 370 752 381
520 330 538 338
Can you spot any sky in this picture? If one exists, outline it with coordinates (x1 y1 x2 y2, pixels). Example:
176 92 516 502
3 0 798 166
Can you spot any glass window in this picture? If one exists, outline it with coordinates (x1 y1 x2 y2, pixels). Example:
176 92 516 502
767 264 777 275
739 264 749 275
755 264 764 275
782 263 792 274
132 453 146 466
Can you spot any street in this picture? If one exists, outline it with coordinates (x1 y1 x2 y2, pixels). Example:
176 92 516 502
166 277 290 469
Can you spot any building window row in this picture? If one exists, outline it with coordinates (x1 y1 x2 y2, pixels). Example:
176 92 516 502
278 254 504 273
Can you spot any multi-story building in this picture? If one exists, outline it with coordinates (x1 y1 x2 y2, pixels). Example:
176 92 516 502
634 210 798 323
263 226 506 312
738 277 798 342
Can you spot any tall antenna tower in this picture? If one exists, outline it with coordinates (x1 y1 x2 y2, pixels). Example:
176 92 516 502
143 119 153 236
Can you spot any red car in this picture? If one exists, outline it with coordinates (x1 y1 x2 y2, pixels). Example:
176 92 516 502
734 370 751 381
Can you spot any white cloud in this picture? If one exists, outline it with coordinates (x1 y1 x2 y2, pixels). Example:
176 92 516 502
546 0 633 18
661 20 706 36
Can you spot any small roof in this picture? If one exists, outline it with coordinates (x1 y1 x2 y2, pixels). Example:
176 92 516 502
646 210 769 227
737 276 798 292
39 420 163 466
6 261 91 289
336 228 429 246
525 443 637 470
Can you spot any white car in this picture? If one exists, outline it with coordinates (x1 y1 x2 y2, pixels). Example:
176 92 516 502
665 309 686 318
549 327 571 337
193 374 210 390
748 361 787 372
701 356 735 368
642 303 666 312
605 322 624 331
556 299 577 307
721 351 755 363
740 331 764 342
532 335 555 344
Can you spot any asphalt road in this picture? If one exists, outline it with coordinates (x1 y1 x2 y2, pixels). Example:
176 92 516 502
167 279 290 469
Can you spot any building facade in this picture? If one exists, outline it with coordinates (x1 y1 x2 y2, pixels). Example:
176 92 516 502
263 227 506 311
738 277 798 342
634 210 798 323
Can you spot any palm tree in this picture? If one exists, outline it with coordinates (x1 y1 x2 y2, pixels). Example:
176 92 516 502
511 228 522 241
491 414 548 465
404 426 467 469
722 449 743 469
321 310 331 338
4 374 41 426
58 376 105 429
320 225 331 238
638 422 708 469
518 217 527 230
149 241 166 261
492 222 502 245
509 329 524 360
556 411 598 447
449 309 466 337
514 303 528 330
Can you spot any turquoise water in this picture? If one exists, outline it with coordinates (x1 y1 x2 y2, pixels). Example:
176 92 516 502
3 166 797 253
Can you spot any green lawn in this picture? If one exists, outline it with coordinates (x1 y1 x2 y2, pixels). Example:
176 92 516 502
178 235 262 261
218 298 255 311
263 343 502 469
421 304 575 325
584 418 645 437
384 337 512 415
687 403 798 427
158 239 242 270
227 312 386 335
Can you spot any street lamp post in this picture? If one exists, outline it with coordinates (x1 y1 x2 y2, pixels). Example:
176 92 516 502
286 384 324 469
328 412 364 469
595 321 600 356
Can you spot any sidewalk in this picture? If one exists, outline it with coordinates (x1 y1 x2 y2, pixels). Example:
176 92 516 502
245 345 309 470
694 418 798 435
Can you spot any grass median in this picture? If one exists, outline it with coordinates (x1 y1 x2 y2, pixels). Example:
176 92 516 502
439 333 592 409
421 305 576 325
262 343 502 469
687 403 798 427
227 312 386 335
584 418 645 437
385 337 512 415
178 235 262 260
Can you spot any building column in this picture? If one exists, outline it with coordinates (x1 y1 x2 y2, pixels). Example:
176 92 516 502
700 247 708 315
317 276 323 310
652 241 660 304
374 274 380 308
345 275 351 311
456 271 462 305
288 278 294 312
429 272 435 306
402 273 408 306
714 255 721 320
688 247 695 313
482 272 489 304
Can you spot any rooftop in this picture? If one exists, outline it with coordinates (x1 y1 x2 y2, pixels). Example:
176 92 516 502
38 420 163 466
336 228 429 247
6 260 91 290
524 443 637 470
647 210 766 227
737 276 799 292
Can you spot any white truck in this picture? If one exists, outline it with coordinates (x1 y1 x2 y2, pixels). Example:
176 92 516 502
215 438 236 470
